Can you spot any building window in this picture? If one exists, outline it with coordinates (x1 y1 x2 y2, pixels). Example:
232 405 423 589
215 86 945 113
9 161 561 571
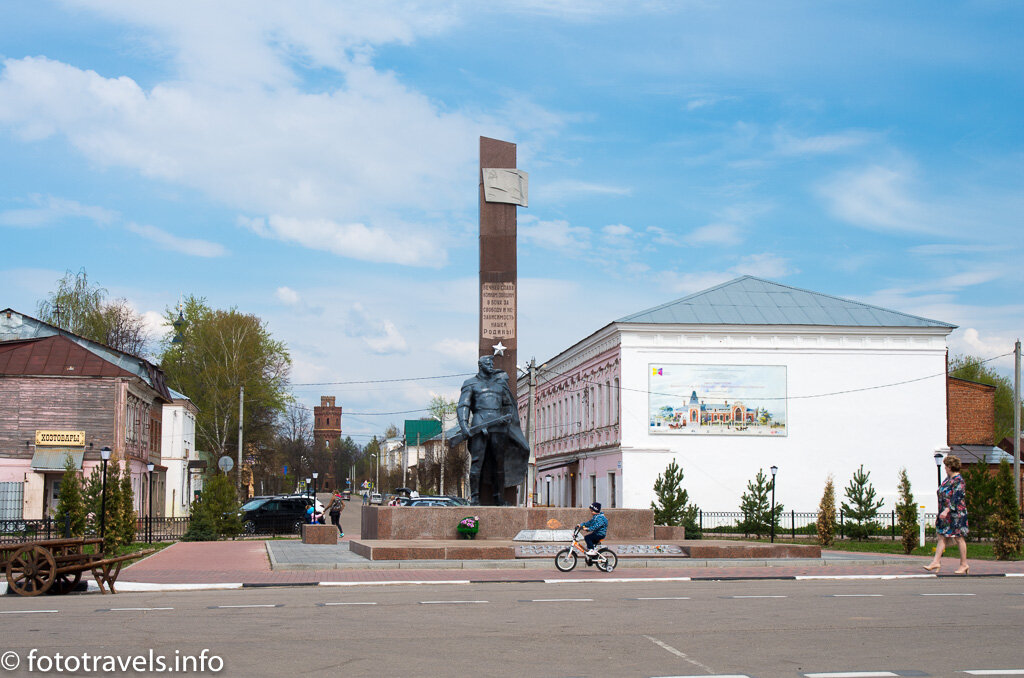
608 472 617 508
590 474 597 504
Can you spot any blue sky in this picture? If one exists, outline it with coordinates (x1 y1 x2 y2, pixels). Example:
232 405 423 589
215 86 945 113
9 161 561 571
2 1 1021 443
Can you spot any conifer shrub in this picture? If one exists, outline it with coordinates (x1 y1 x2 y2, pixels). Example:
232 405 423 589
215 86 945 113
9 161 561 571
650 459 701 538
183 474 243 541
962 460 996 540
816 476 836 547
841 465 884 540
53 453 87 537
991 459 1023 560
738 469 783 538
895 467 918 555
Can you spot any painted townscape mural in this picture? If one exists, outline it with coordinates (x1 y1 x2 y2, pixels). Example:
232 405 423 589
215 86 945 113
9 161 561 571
649 364 788 436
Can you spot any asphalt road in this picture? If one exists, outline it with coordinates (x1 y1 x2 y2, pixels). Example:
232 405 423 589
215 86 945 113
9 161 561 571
1 577 1022 677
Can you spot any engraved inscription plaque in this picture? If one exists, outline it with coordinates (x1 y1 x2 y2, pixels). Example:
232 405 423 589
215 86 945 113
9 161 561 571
482 168 529 206
481 281 516 340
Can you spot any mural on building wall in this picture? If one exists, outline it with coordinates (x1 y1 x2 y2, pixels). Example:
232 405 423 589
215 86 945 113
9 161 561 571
649 364 787 436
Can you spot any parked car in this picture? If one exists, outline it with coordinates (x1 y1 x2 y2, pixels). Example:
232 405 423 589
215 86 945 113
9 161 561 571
370 492 383 505
404 495 462 507
280 494 324 513
236 496 312 535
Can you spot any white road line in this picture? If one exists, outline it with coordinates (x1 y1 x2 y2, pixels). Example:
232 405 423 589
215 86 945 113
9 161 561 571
635 596 691 600
544 577 691 584
529 598 593 602
643 635 717 674
320 580 471 587
804 672 899 677
210 604 281 609
961 671 1024 675
920 593 975 596
107 607 174 611
796 574 933 580
651 675 751 678
322 602 377 606
420 600 488 604
0 610 58 614
828 594 883 597
726 595 787 599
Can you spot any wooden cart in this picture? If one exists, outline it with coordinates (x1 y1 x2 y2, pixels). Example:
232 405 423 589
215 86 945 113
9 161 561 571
1 537 154 597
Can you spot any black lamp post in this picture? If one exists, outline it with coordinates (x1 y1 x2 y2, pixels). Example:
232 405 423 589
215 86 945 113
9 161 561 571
770 465 778 544
146 462 155 544
99 446 111 542
312 471 319 511
934 452 944 486
545 475 552 507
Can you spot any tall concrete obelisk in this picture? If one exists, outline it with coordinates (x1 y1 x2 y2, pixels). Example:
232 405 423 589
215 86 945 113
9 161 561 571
478 137 527 397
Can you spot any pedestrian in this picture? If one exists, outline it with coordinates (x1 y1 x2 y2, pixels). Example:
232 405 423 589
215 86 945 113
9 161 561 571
327 492 345 537
362 490 369 506
924 454 970 574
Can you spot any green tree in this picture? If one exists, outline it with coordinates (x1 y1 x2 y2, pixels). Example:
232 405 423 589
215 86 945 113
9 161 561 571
183 473 244 541
650 460 701 538
112 462 137 550
949 354 1021 444
841 465 884 540
159 297 292 486
991 459 1023 560
53 454 87 538
738 469 783 538
895 468 918 555
962 461 997 540
816 476 836 547
37 268 150 356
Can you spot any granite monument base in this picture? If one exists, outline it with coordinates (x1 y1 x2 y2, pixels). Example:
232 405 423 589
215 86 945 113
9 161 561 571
302 524 338 545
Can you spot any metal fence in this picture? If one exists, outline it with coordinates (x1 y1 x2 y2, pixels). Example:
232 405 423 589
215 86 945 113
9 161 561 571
0 516 313 544
699 510 945 540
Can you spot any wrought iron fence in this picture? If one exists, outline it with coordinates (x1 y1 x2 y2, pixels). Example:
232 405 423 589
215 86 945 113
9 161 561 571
697 509 943 540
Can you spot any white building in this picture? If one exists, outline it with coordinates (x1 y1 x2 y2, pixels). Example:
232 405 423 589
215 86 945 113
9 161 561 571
160 389 204 517
518 276 955 513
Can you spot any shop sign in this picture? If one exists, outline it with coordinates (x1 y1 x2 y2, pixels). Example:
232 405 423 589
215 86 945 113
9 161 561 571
35 430 85 446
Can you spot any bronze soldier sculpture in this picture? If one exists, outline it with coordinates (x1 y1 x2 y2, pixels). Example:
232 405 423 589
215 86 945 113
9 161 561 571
456 355 530 505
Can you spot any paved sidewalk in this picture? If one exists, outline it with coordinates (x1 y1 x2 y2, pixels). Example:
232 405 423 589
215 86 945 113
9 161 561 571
115 540 1024 587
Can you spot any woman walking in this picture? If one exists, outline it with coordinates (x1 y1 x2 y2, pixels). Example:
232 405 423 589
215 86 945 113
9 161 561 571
924 454 969 574
326 492 345 538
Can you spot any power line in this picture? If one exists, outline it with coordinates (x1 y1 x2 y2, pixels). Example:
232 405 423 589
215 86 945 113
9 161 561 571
291 373 471 387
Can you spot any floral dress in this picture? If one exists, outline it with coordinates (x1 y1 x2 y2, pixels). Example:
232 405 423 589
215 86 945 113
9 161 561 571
936 473 969 537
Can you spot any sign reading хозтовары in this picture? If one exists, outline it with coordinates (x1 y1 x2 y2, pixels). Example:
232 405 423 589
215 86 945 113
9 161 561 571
481 281 515 340
35 430 86 446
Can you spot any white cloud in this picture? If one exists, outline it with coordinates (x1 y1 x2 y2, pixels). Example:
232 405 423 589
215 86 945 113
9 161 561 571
773 129 875 156
535 179 632 202
817 165 938 235
345 302 408 355
909 243 1005 256
275 286 301 305
431 338 477 363
732 253 793 279
142 310 171 340
239 215 446 267
602 224 632 237
518 215 592 251
127 222 227 257
0 195 116 228
659 271 735 295
686 222 743 246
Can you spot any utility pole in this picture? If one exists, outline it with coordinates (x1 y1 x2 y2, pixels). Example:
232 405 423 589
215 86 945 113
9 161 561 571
526 358 537 507
237 385 244 496
439 420 446 496
1015 339 1021 506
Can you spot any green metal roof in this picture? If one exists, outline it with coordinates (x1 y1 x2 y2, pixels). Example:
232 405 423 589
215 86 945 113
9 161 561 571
404 419 441 445
618 276 956 328
30 449 84 471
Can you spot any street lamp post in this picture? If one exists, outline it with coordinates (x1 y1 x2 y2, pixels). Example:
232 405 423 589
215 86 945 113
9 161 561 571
146 462 155 544
770 465 778 544
312 472 319 509
545 475 552 507
99 447 111 543
934 451 944 486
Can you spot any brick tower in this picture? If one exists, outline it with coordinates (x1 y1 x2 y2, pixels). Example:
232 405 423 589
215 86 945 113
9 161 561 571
313 396 343 452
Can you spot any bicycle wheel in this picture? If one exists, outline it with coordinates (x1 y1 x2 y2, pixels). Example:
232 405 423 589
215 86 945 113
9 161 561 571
554 548 577 572
595 548 617 572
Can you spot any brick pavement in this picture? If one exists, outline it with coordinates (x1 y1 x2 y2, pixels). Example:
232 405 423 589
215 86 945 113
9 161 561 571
118 540 1024 586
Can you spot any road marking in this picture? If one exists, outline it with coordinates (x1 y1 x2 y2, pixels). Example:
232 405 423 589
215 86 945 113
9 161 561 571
803 672 900 677
652 676 751 678
643 635 717 674
526 598 593 603
320 580 471 587
724 595 787 599
544 576 691 584
920 593 975 596
320 602 377 606
828 594 883 597
633 596 691 600
102 607 174 611
796 574 933 580
0 610 58 614
961 671 1024 675
420 600 488 604
208 604 283 609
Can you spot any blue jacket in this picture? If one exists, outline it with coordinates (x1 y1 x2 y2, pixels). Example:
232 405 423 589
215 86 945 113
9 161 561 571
581 512 608 538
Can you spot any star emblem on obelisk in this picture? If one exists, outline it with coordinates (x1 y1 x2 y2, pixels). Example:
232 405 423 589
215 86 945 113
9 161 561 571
492 341 507 356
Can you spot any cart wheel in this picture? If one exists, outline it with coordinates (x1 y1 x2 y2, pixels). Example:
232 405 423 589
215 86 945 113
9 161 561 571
6 545 57 596
51 569 83 595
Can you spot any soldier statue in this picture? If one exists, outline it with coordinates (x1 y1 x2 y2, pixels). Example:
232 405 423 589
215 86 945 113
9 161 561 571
456 355 530 506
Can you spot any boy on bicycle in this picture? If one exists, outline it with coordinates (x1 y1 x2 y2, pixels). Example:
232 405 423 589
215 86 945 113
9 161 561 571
579 502 607 556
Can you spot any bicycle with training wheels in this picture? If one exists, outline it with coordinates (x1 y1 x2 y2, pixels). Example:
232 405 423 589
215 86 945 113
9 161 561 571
554 525 617 573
